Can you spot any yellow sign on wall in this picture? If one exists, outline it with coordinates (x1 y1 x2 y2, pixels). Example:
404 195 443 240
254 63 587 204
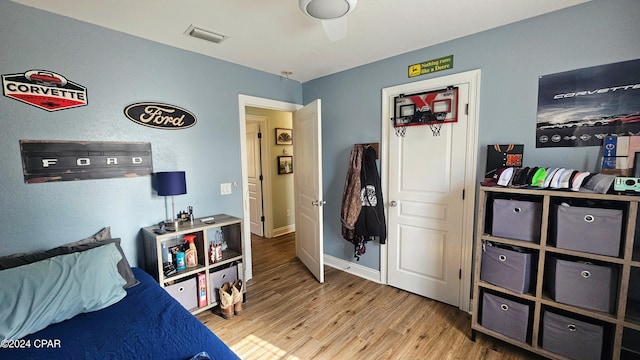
408 55 454 78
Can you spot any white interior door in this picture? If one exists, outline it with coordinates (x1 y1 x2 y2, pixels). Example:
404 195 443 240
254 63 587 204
246 120 264 236
293 99 324 283
387 82 471 307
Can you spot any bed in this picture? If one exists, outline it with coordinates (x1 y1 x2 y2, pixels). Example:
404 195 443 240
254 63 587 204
0 228 239 360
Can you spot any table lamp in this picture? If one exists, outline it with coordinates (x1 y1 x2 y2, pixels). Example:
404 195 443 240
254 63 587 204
156 171 187 229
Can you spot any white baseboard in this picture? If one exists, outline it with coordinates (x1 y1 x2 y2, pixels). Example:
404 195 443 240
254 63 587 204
324 254 381 284
272 224 295 237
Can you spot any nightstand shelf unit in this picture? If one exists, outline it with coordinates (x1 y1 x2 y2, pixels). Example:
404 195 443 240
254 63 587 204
142 214 244 316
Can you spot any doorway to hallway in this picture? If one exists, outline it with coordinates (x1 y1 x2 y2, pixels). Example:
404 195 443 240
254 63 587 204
239 94 325 284
245 109 296 240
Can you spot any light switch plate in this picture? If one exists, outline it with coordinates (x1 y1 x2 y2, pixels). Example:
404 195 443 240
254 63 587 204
221 183 232 195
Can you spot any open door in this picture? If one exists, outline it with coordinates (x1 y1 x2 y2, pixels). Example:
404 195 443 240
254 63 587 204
293 99 324 283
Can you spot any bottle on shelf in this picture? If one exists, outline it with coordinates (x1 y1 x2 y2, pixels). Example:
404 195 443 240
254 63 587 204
176 252 186 271
184 234 198 268
161 243 171 264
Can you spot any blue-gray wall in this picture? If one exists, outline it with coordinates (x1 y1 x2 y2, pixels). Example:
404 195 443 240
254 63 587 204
2 0 639 273
304 0 640 270
0 1 301 266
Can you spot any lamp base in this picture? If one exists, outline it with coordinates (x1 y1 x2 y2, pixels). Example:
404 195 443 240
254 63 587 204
163 220 179 232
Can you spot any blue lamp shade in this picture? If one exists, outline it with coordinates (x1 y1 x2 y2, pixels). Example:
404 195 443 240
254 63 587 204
156 171 187 196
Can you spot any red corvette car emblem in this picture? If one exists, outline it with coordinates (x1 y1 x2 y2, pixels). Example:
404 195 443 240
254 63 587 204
2 69 87 111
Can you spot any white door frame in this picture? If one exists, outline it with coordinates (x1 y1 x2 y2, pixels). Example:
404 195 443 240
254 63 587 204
238 95 302 281
380 69 480 312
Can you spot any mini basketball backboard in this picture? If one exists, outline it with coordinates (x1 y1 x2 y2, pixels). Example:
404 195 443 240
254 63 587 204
392 86 458 136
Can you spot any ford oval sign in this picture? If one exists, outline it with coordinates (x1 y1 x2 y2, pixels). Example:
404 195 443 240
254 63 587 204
124 102 197 129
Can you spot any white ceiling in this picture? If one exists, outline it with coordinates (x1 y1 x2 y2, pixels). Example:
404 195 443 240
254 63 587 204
12 0 590 83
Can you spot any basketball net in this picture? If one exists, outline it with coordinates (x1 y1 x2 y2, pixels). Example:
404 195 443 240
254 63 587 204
428 122 443 136
394 125 407 137
428 113 447 136
393 114 447 137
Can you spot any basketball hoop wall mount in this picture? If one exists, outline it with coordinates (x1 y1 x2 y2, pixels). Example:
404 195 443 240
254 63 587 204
391 86 458 136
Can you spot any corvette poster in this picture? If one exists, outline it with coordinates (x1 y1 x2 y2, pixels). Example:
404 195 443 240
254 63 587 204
536 59 640 148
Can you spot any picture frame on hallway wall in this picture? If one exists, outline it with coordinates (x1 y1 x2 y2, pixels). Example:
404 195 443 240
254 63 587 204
278 156 293 174
275 128 293 145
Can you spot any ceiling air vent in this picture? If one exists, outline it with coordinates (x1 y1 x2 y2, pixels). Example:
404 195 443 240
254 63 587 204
184 25 227 44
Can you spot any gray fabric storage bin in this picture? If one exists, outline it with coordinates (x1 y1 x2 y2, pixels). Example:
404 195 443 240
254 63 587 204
547 257 618 313
480 243 533 294
480 292 530 342
628 267 640 301
492 199 542 242
552 204 623 257
209 264 238 304
623 328 640 354
165 277 198 310
542 310 603 360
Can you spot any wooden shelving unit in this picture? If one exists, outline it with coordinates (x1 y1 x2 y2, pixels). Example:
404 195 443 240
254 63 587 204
471 186 640 359
142 214 244 315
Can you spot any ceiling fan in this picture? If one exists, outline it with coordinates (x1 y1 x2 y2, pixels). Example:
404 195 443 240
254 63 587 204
299 0 358 42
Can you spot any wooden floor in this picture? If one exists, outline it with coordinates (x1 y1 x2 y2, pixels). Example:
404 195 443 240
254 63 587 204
197 233 542 360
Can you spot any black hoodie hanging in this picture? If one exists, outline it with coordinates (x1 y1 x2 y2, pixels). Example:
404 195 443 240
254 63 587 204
353 145 387 259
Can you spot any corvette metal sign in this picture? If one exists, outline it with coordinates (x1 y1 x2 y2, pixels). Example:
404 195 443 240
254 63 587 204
2 70 88 111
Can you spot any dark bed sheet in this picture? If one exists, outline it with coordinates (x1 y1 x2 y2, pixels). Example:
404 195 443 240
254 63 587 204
1 268 239 360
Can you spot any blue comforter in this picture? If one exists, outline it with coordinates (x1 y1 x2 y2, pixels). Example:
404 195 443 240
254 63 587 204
1 268 239 360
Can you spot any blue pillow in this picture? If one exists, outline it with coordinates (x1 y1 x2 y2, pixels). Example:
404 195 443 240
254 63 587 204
0 242 127 340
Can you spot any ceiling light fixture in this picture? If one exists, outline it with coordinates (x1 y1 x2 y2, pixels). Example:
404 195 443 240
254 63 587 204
299 0 357 20
299 0 357 41
184 25 227 44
